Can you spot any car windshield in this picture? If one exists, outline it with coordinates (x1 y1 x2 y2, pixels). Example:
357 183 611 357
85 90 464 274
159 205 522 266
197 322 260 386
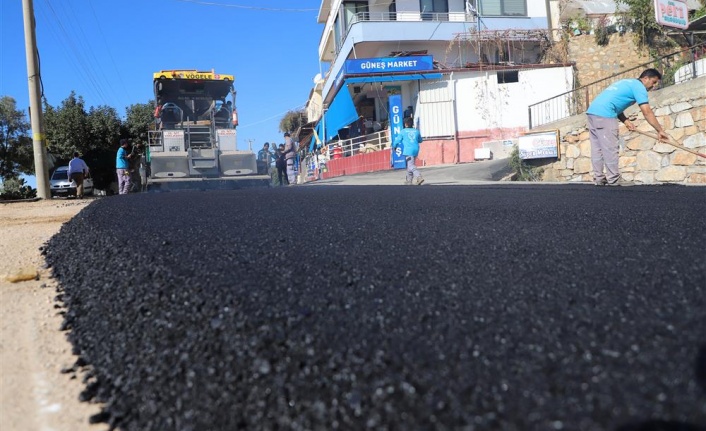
52 170 68 180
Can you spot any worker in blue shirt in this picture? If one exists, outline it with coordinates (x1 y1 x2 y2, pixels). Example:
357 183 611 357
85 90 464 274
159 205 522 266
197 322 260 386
393 117 424 185
586 68 669 186
116 139 133 195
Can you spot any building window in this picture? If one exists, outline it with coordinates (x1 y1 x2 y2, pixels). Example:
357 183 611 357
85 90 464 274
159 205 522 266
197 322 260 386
343 1 369 29
420 0 448 20
497 70 519 84
479 0 526 16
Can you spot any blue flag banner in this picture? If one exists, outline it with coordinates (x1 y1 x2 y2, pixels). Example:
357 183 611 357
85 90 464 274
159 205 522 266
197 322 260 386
388 94 406 170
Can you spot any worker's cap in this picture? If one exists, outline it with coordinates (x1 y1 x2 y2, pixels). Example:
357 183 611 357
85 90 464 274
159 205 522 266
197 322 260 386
407 106 413 109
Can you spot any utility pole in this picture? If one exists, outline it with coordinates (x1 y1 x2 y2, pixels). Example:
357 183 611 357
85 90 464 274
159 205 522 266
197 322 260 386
22 0 51 199
247 139 254 152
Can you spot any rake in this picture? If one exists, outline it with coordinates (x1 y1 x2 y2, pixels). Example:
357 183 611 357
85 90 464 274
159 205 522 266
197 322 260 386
631 129 706 159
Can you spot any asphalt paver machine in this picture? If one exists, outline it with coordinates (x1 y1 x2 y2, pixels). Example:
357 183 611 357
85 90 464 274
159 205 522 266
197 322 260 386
147 70 268 190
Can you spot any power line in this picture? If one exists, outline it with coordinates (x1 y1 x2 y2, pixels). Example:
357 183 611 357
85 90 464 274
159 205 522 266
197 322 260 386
172 0 318 12
87 0 132 110
38 0 111 106
61 0 121 104
238 104 306 129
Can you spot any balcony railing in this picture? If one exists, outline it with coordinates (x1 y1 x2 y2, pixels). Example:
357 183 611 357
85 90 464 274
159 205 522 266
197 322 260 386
349 11 473 24
335 11 475 56
528 42 706 129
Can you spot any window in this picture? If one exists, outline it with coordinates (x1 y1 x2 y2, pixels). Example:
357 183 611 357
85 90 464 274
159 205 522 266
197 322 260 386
479 0 526 16
497 70 519 84
343 1 368 29
334 16 342 52
389 0 396 20
420 0 448 20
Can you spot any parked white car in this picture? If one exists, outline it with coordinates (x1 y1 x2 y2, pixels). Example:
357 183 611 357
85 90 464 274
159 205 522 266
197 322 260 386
50 166 93 198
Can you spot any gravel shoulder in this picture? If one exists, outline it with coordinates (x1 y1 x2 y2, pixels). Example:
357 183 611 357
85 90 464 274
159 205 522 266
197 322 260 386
0 198 101 431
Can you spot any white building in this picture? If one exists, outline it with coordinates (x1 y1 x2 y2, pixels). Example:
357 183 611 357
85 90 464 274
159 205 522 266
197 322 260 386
308 0 575 167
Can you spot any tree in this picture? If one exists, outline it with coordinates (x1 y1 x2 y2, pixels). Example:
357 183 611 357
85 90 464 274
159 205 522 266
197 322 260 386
0 96 34 181
87 105 121 152
279 109 307 138
616 0 664 48
43 91 89 160
124 101 156 146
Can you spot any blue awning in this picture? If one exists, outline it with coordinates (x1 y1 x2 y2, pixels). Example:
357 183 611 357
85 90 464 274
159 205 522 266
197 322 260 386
315 87 359 146
311 72 443 150
344 73 442 84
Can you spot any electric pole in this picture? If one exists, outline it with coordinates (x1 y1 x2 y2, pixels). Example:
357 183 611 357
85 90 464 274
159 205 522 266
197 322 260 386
22 0 51 199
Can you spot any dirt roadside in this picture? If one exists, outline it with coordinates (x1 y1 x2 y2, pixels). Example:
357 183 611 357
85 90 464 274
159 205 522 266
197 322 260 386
0 198 102 431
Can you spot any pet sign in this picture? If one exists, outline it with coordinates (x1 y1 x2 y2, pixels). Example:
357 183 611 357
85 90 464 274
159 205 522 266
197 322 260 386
654 0 688 30
518 130 560 160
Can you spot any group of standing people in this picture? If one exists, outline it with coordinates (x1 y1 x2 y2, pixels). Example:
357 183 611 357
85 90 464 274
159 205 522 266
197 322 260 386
257 132 298 186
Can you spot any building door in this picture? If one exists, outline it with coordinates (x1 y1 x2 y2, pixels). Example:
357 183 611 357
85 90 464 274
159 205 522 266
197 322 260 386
419 0 448 20
418 79 455 138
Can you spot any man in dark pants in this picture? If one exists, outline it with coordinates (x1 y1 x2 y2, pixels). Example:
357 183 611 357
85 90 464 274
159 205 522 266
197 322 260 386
257 142 274 175
275 144 288 186
586 68 669 186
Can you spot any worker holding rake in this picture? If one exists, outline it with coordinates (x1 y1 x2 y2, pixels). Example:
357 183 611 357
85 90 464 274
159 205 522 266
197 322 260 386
586 68 669 186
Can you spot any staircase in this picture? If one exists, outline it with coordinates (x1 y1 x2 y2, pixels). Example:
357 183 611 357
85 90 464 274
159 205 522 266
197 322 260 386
186 125 218 175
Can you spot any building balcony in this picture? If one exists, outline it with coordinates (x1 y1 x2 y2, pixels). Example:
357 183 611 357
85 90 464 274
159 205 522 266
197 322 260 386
319 11 477 61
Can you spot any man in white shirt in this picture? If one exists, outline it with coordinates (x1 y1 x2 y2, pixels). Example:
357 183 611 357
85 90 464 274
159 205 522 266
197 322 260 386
67 151 90 198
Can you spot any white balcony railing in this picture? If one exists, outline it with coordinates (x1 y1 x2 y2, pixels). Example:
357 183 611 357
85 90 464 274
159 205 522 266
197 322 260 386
350 11 473 24
336 11 475 55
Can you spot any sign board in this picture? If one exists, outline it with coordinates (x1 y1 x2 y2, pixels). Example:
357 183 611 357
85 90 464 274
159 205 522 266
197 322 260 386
345 56 434 75
388 94 407 169
518 130 560 160
153 70 234 81
163 130 184 139
654 0 688 29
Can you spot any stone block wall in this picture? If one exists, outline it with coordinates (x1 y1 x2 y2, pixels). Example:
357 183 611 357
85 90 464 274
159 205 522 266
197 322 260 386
539 76 706 184
568 34 652 86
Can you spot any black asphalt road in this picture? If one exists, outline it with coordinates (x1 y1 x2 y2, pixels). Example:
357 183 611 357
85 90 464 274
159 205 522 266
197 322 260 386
46 185 706 431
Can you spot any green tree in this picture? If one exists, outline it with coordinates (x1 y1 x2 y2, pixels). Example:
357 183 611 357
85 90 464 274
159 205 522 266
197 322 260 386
0 96 34 181
87 105 121 151
43 91 89 160
124 101 156 146
616 0 664 48
279 109 307 137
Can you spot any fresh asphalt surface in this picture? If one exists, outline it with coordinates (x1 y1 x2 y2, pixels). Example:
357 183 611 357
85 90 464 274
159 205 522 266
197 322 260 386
46 165 706 430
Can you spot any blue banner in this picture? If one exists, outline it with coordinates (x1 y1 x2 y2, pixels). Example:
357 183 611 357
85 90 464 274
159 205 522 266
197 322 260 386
345 56 434 75
389 94 406 170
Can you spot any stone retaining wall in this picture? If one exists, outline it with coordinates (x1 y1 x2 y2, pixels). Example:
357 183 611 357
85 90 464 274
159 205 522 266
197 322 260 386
539 76 706 184
568 33 652 86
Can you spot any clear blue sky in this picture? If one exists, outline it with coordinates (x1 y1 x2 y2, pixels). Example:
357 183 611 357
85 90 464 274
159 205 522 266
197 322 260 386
1 0 325 158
